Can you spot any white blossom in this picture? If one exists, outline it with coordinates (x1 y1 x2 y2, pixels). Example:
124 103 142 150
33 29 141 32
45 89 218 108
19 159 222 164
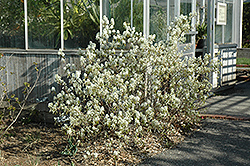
51 87 56 92
58 48 65 58
113 150 119 156
49 12 218 158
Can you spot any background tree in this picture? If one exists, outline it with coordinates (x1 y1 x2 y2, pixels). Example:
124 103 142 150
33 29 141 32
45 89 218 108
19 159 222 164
0 0 100 49
243 2 250 48
0 0 25 48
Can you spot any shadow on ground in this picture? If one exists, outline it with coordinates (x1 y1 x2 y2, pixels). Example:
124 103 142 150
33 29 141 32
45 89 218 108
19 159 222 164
201 80 250 118
139 118 250 166
139 80 250 166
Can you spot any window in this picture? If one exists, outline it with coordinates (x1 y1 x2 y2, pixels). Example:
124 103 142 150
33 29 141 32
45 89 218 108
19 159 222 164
64 0 99 49
180 0 192 16
149 0 194 43
28 0 60 49
103 0 143 33
215 0 234 44
181 0 193 43
0 0 100 50
150 0 169 42
0 0 25 48
224 2 233 43
0 0 197 50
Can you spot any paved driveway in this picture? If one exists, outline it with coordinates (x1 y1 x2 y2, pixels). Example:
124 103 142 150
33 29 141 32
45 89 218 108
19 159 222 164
139 118 250 166
139 81 250 166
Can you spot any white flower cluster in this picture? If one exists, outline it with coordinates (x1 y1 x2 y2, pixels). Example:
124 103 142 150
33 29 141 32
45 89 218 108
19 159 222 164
49 13 218 149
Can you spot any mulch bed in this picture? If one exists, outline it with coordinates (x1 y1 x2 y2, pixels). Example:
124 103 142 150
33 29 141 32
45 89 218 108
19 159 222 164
0 118 187 166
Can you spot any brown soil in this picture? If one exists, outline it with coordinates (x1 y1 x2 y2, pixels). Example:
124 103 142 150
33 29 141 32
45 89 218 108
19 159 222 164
0 121 69 166
0 118 186 166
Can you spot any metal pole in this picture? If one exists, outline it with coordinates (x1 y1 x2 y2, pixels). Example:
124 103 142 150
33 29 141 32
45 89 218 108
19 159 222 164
60 0 64 50
175 0 180 17
143 0 149 38
167 0 170 40
207 0 216 87
192 0 196 57
221 0 225 43
131 0 133 28
239 0 243 47
100 0 103 36
202 0 205 23
207 0 215 55
167 0 169 26
24 0 28 50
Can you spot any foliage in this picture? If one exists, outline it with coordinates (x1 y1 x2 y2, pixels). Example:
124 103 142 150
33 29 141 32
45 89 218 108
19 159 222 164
243 2 250 48
61 136 79 156
109 0 143 33
237 58 250 65
196 21 207 42
0 0 25 48
49 13 218 159
150 10 169 42
29 0 100 48
0 0 99 49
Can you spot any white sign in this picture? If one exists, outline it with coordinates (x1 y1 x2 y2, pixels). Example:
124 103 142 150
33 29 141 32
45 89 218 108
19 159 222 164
217 2 227 25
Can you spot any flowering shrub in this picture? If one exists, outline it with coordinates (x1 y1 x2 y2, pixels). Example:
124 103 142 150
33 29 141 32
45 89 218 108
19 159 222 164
49 13 218 158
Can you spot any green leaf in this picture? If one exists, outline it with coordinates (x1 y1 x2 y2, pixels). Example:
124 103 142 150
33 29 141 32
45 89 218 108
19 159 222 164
24 82 30 87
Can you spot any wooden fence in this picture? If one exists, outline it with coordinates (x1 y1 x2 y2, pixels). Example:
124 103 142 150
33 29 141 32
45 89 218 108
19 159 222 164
0 51 80 102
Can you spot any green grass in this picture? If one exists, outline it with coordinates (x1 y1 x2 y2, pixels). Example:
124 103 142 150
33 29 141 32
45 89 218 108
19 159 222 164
237 58 250 65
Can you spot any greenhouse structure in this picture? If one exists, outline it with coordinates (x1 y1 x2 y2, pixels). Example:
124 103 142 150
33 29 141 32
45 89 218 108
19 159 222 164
0 0 244 103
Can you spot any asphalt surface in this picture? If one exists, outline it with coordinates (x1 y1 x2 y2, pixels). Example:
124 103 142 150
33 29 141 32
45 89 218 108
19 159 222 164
139 80 250 166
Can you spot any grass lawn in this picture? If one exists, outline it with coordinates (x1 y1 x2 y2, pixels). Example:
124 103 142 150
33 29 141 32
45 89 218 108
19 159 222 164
237 58 250 65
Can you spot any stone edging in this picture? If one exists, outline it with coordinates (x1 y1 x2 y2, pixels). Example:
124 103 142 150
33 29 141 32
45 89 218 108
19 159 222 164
200 114 250 121
236 64 250 67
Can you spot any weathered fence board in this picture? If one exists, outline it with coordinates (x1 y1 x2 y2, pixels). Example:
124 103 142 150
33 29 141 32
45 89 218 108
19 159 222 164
0 52 80 102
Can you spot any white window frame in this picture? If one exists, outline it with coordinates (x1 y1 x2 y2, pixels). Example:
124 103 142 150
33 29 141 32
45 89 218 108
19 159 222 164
22 0 65 50
1 0 215 52
215 0 236 44
24 0 28 50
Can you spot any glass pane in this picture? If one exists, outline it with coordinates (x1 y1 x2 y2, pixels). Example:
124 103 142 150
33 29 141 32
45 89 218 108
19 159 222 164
224 3 233 43
109 0 131 32
150 0 168 42
0 0 25 48
180 0 192 15
28 0 60 49
133 0 143 32
181 0 192 44
169 0 175 22
64 0 100 49
184 34 192 43
196 0 206 23
105 0 142 34
215 25 222 43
